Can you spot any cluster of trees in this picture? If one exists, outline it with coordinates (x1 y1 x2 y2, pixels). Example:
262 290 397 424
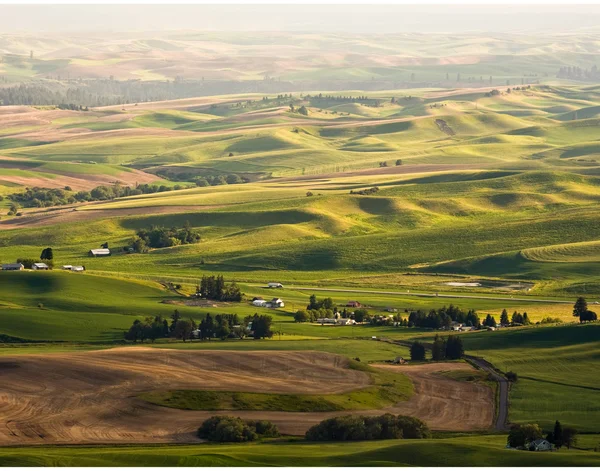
411 336 464 361
557 65 600 81
197 416 279 442
407 306 480 329
197 275 243 302
132 223 201 252
306 295 335 311
245 313 274 339
507 421 578 450
350 187 380 196
288 104 308 115
124 314 173 343
573 297 597 323
305 414 430 442
196 313 242 341
431 335 464 360
193 174 247 187
8 183 185 209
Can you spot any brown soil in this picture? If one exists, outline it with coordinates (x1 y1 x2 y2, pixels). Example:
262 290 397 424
0 348 368 445
0 204 222 230
0 349 494 445
373 362 494 432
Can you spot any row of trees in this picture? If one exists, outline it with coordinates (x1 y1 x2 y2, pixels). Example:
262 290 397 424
124 311 273 342
7 183 186 209
407 306 480 329
132 223 201 252
0 78 302 107
305 414 430 442
197 275 243 302
557 65 600 81
507 421 578 450
193 174 246 187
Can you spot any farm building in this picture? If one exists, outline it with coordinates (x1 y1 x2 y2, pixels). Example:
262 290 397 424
62 265 72 270
267 298 285 308
267 282 283 288
89 248 111 257
32 263 49 270
527 439 554 452
317 318 337 324
346 301 361 308
1 263 24 271
337 318 356 326
71 266 85 272
252 299 267 307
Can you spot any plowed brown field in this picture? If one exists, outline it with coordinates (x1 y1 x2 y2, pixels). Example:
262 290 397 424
0 348 493 445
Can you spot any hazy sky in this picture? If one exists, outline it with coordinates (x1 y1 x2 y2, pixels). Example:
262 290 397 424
2 4 600 34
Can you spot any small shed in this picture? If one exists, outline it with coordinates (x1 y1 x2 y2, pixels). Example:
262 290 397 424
2 263 24 271
346 301 361 308
32 263 49 270
268 282 283 288
89 248 111 257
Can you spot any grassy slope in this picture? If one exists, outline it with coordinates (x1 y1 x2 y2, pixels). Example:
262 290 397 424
460 323 600 432
1 435 599 466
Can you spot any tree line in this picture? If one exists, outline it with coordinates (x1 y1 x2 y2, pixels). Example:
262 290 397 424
7 183 188 209
557 65 600 81
407 305 481 329
305 414 430 441
124 310 273 342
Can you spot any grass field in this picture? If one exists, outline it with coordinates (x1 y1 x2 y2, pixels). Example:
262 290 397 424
1 435 599 467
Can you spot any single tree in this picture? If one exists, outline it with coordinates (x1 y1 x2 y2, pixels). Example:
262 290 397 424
553 420 564 449
40 247 54 261
562 427 578 449
573 297 588 321
431 335 446 361
500 309 509 326
410 341 426 361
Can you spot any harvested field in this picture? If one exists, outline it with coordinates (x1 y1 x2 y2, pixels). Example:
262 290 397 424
0 349 494 445
0 204 221 229
373 362 494 432
0 348 368 445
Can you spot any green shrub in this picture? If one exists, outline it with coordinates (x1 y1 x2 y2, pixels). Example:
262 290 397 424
197 416 279 442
